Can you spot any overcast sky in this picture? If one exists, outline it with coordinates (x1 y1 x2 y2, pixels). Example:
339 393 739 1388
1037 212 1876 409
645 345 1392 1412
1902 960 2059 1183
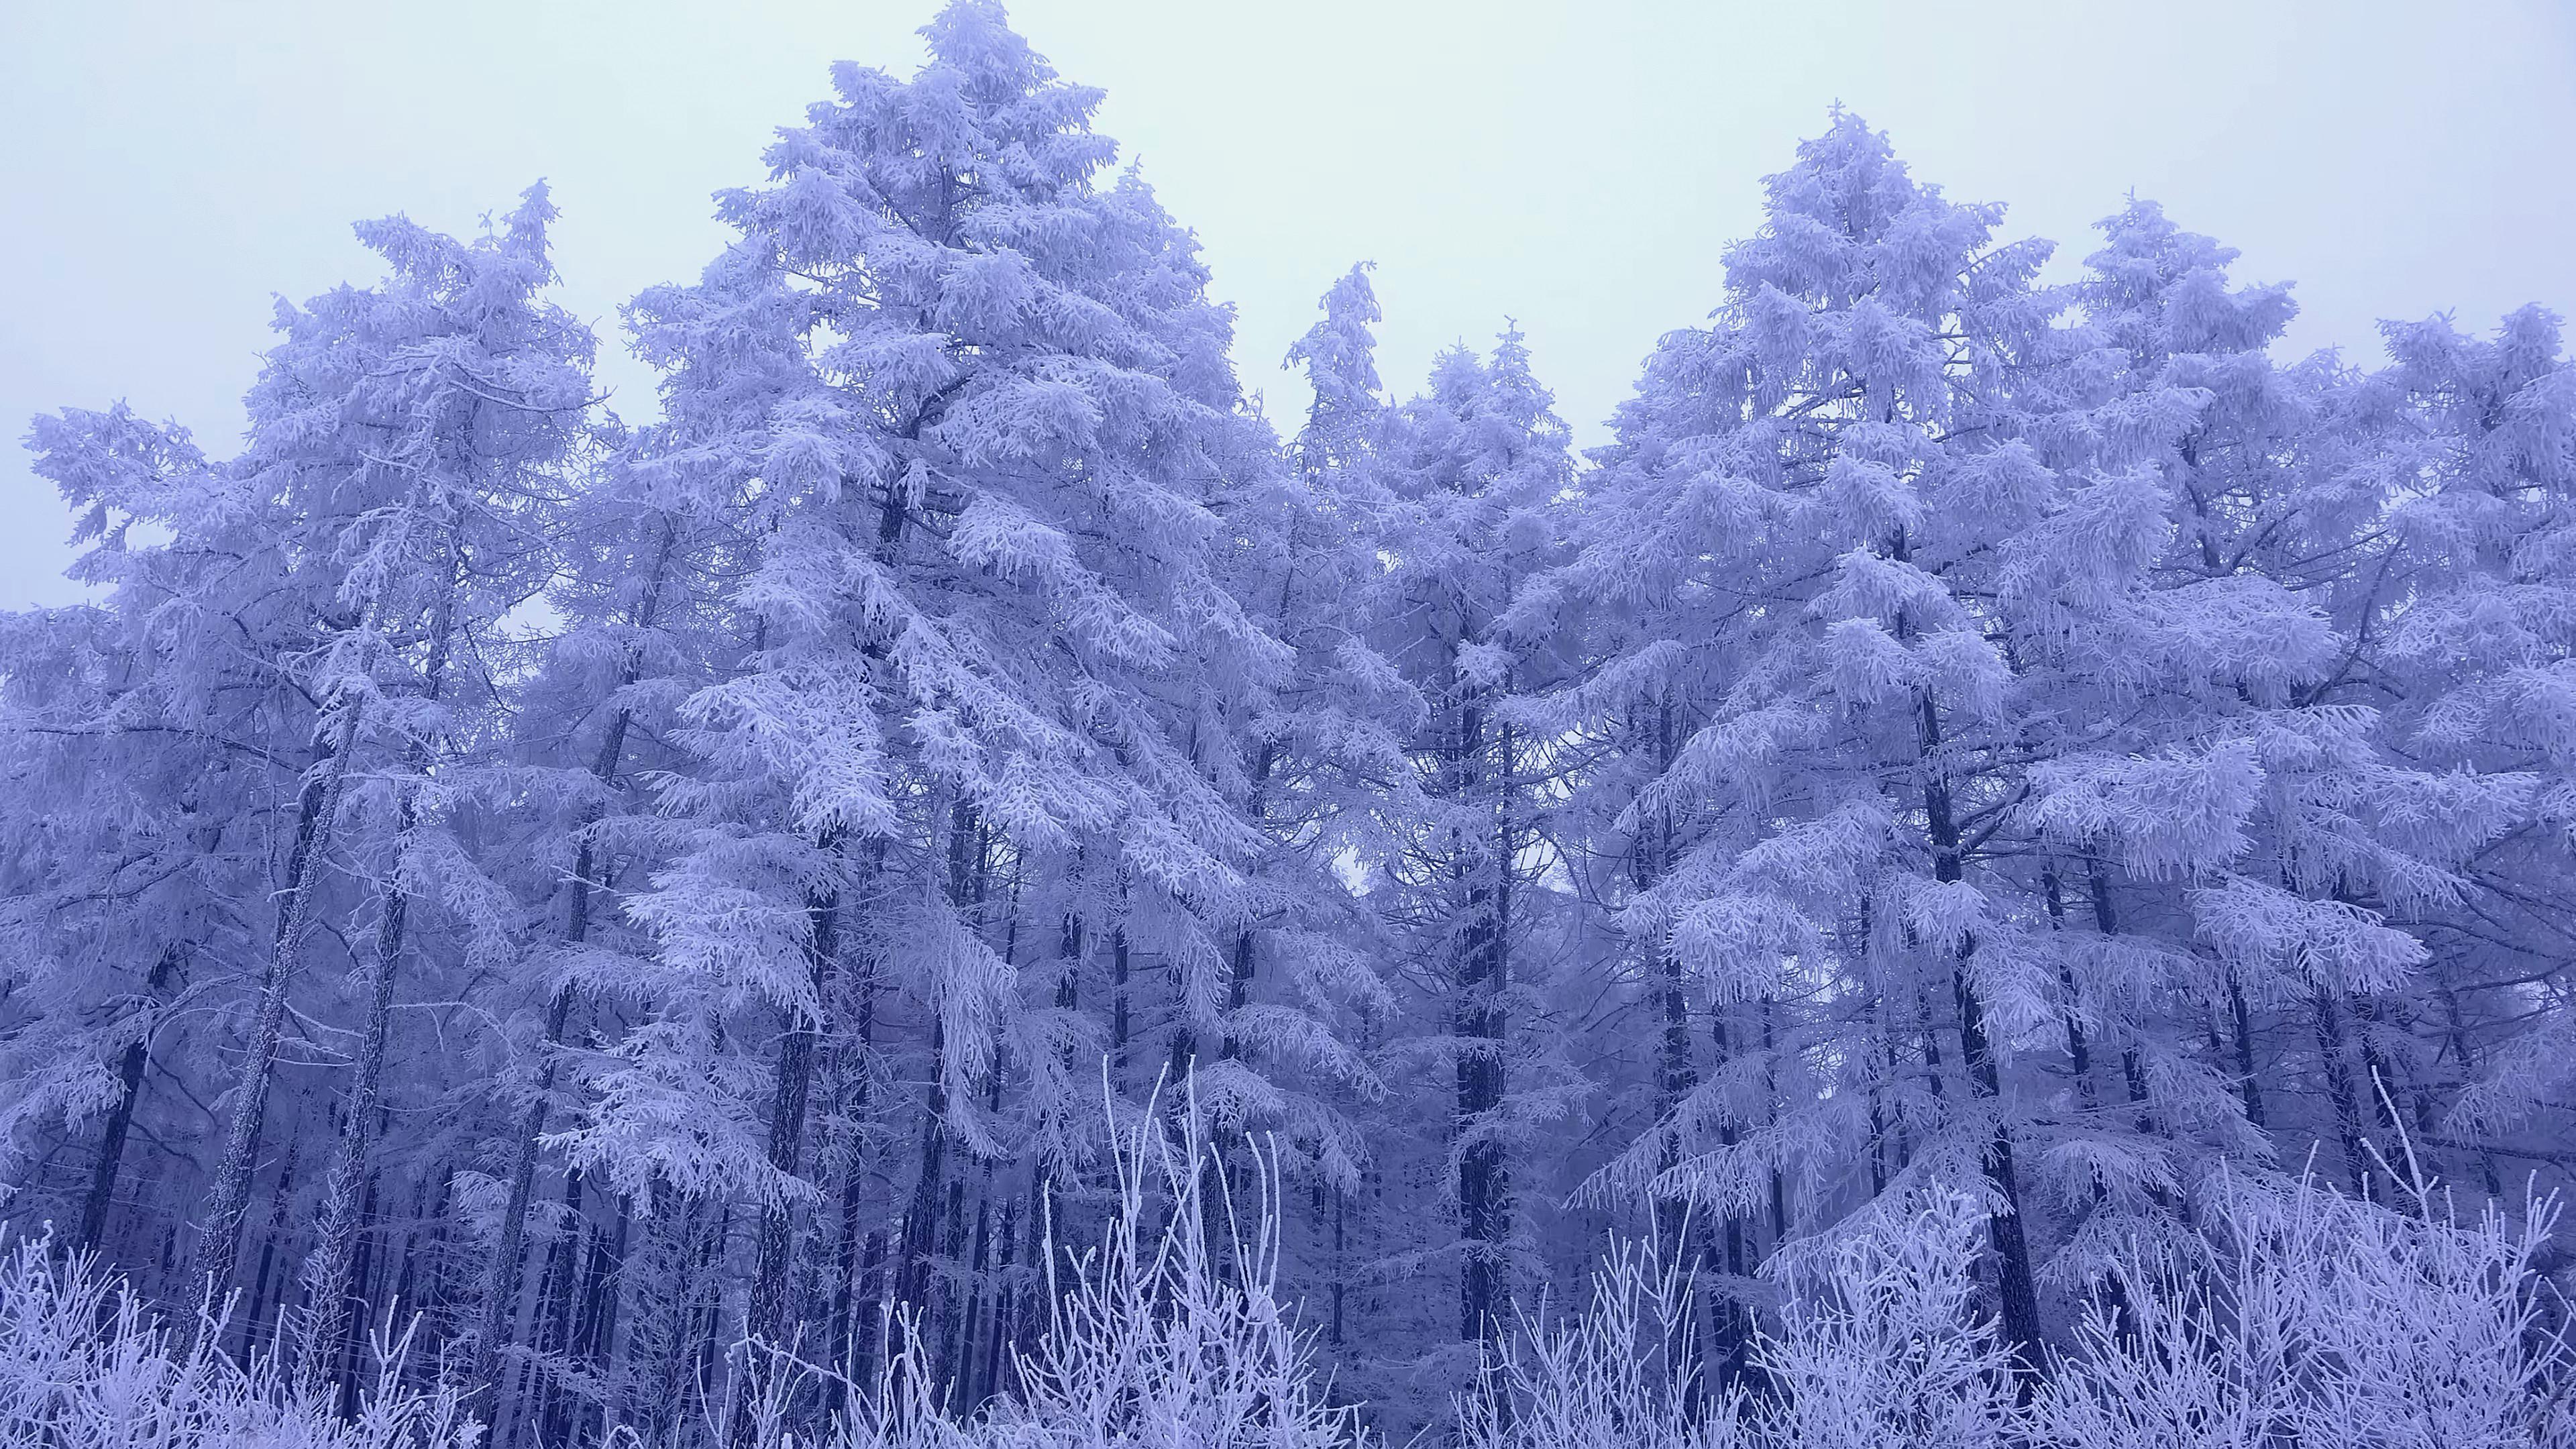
4 1 2571 606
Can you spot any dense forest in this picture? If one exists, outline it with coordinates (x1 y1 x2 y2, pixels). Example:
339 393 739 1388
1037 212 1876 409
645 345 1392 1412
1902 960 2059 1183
3 4 2573 1446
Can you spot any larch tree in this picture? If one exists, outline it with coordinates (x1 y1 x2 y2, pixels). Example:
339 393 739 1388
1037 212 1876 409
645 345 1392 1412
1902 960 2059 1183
1368 327 1576 1348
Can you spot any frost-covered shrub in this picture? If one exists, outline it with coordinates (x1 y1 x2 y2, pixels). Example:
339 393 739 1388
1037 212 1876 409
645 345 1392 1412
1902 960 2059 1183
1466 1171 2572 1449
0 1234 480 1449
7 1153 2568 1448
1458 1228 1751 1449
712 1085 1365 1449
2039 1163 2575 1449
1750 1190 2030 1449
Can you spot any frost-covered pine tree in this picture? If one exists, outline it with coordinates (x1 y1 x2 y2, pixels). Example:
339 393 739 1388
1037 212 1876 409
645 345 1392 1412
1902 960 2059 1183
7 191 598 1400
2365 302 2576 1175
555 5 1294 1407
1185 262 1413 1261
1364 325 1576 1352
460 392 745 1423
2016 201 2551 1234
0 409 292 1270
235 189 596 1391
5 13 2573 1444
1537 113 2073 1371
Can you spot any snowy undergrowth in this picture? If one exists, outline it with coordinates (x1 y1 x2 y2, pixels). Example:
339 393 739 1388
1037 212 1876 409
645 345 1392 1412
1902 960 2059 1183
0 1233 478 1448
5 1148 2569 1449
1463 1161 2575 1449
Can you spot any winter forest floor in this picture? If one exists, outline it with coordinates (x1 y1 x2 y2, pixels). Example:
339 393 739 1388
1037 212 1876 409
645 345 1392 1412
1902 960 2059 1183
3 1106 2571 1447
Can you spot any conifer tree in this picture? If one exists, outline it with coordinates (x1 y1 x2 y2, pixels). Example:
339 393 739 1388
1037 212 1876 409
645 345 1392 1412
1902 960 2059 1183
1371 328 1575 1346
556 3 1294 1387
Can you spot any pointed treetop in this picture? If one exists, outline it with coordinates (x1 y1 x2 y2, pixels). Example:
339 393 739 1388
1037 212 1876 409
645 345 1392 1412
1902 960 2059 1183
1727 109 2015 320
2086 199 2297 363
1286 262 1384 434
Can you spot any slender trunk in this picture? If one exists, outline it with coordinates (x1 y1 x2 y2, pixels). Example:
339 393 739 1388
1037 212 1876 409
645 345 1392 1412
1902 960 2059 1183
1111 926 1132 1080
898 804 983 1329
1330 1187 1346 1349
329 1170 383 1418
746 869 845 1347
537 1171 588 1446
2312 987 2373 1197
828 957 881 1403
2041 869 2096 1108
301 577 462 1391
896 1019 953 1326
1706 998 1751 1390
582 1195 631 1446
297 814 419 1391
236 1139 299 1362
979 1191 1010 1402
1640 698 1698 1254
476 517 674 1395
78 944 182 1254
933 1177 968 1388
949 1194 991 1405
1760 1000 1786 1244
2084 859 2166 1140
1456 692 1510 1346
475 982 578 1399
197 699 364 1303
2228 970 2267 1132
1918 693 2041 1386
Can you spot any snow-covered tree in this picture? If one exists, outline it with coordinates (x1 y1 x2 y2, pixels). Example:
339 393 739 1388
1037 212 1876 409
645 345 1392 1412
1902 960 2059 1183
550 7 1303 1413
6 13 2571 1445
1530 111 2074 1371
1362 325 1578 1352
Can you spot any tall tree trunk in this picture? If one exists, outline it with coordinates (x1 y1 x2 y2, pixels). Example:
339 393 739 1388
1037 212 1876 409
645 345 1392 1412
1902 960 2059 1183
1708 1000 1752 1391
2041 869 2097 1110
981 1196 1018 1407
78 944 182 1254
474 517 675 1398
235 1138 299 1362
2228 969 2267 1132
896 1025 954 1340
297 830 419 1391
329 1169 382 1419
1918 693 2043 1385
1640 698 1699 1248
898 802 985 1330
2312 987 2373 1197
828 954 882 1401
300 576 462 1391
197 698 364 1305
746 871 845 1346
1456 692 1510 1346
536 1171 589 1446
2084 859 2167 1140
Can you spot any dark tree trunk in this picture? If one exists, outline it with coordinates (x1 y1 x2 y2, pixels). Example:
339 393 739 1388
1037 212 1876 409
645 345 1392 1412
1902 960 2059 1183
2312 987 2373 1197
235 1138 299 1362
1456 696 1511 1346
303 574 462 1390
747 874 845 1348
1919 694 2042 1388
2229 971 2267 1132
199 701 362 1306
79 945 182 1254
476 517 674 1398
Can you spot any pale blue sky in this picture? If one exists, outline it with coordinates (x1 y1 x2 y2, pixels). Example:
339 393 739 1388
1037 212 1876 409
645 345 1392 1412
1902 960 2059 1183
4 1 2571 606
